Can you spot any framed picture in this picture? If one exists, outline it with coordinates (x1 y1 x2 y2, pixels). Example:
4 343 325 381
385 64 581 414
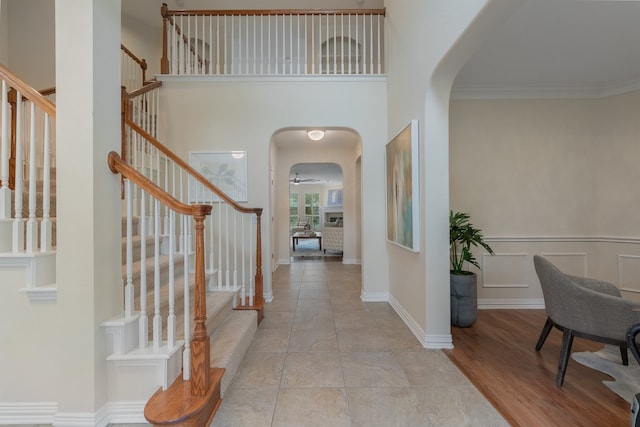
385 120 420 252
327 188 343 206
189 151 248 202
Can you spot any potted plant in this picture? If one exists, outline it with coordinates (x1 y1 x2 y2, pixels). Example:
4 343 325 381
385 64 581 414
449 210 494 327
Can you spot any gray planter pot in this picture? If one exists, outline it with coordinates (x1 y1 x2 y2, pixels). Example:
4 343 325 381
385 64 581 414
450 272 477 327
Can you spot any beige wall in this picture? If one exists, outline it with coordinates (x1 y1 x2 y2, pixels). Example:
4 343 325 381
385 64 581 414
5 0 55 88
385 0 523 347
157 77 387 301
0 0 8 64
450 90 640 305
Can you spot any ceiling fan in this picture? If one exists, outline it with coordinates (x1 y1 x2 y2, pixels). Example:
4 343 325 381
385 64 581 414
290 172 319 185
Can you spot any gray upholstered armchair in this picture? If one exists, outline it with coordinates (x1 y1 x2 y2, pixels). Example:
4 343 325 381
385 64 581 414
533 255 640 386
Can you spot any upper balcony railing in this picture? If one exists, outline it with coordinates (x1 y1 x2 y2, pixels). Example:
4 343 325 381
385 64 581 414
161 4 386 76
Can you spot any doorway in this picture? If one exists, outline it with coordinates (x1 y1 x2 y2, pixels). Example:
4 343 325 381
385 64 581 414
289 163 343 262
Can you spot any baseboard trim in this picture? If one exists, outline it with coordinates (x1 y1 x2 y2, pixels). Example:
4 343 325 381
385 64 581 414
388 295 454 349
105 401 147 425
360 291 388 302
53 405 110 427
0 401 57 425
478 298 545 309
0 400 151 427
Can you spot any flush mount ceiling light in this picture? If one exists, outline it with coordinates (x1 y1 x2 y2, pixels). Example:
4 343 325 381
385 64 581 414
307 130 325 141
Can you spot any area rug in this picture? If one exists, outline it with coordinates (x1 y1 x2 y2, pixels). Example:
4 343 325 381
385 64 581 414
572 344 640 403
289 235 342 261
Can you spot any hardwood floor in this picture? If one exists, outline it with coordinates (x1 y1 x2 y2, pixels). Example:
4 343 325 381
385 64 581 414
443 309 631 427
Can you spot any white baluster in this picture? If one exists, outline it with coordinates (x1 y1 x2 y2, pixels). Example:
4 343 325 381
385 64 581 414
167 210 176 348
249 215 254 306
377 14 382 74
40 114 52 252
233 209 238 289
217 200 222 289
25 103 37 253
12 90 24 252
241 215 246 305
153 198 162 349
139 189 148 349
225 203 230 288
125 180 134 318
182 214 191 380
1 81 10 219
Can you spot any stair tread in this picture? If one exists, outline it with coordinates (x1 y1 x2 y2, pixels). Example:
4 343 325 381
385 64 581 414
209 309 257 396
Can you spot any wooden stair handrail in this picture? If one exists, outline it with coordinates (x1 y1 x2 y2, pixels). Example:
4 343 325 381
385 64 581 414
108 151 211 217
127 79 162 98
121 44 148 83
123 117 262 217
161 5 386 17
0 64 56 117
1 64 56 190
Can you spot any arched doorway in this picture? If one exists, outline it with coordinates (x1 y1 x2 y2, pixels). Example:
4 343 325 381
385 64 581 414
270 128 362 269
288 162 343 262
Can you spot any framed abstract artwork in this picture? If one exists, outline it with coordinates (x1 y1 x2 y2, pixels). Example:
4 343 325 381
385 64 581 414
189 151 248 202
327 188 343 206
385 120 420 252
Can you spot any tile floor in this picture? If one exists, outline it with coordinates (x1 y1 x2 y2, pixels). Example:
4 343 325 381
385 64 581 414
210 260 508 427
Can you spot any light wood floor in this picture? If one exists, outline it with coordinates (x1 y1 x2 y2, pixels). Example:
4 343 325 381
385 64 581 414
444 309 631 427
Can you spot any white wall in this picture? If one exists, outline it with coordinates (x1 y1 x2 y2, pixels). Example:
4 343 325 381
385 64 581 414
450 90 640 305
0 0 8 64
384 0 523 347
121 13 162 79
5 0 55 88
157 76 387 302
0 1 123 418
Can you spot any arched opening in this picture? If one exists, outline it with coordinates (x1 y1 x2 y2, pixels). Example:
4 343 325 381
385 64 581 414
288 162 343 262
270 127 362 269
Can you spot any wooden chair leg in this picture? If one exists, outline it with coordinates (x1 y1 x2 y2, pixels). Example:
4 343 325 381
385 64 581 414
620 346 629 366
557 328 574 387
535 317 554 351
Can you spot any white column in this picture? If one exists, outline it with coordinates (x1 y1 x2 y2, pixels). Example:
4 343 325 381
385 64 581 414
53 0 121 416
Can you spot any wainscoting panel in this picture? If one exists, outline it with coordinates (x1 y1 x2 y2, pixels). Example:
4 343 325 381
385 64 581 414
618 255 640 294
481 253 529 288
540 252 588 277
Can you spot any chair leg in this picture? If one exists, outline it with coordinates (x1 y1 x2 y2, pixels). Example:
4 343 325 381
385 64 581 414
535 317 554 351
620 346 629 366
557 328 574 387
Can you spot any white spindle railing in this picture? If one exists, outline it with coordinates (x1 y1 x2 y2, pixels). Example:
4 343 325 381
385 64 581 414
123 121 261 305
161 6 385 76
119 90 263 381
121 44 147 92
0 65 56 255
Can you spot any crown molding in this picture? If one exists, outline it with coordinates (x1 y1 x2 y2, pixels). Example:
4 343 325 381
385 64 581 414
451 77 640 100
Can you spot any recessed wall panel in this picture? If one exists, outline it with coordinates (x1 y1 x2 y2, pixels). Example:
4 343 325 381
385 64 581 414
482 253 529 288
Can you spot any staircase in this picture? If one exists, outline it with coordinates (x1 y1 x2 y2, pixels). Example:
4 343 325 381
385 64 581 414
0 63 264 425
103 213 257 406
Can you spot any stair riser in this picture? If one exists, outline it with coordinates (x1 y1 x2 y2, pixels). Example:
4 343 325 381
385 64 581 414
122 236 156 264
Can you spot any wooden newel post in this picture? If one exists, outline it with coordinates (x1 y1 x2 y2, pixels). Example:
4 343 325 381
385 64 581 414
254 210 264 306
190 204 212 397
161 3 170 74
8 88 17 190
